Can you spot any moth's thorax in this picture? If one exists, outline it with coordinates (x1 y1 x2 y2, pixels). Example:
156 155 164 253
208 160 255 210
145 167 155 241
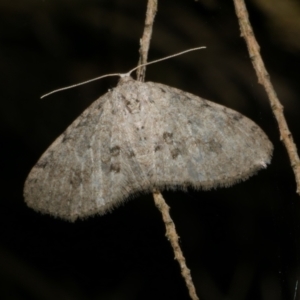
114 77 153 114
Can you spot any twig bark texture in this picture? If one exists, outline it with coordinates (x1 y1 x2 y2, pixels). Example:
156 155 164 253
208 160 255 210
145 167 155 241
137 0 157 81
153 192 200 300
233 0 300 195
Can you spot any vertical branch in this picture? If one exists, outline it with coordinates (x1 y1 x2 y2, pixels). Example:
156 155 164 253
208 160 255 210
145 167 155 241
233 0 300 195
153 191 200 300
137 1 200 300
137 0 157 81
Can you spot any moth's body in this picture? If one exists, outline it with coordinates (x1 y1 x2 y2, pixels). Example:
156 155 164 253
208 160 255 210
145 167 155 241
24 76 273 221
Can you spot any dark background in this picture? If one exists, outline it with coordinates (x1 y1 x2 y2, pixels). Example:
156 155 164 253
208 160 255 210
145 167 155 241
1 0 300 299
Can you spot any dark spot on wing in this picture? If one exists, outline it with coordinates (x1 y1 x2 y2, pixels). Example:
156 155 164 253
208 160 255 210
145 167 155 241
36 159 48 168
251 125 259 132
231 112 243 121
163 132 173 144
110 146 120 156
127 150 135 158
208 140 222 153
110 163 121 173
70 170 83 186
155 145 162 152
171 148 181 159
62 134 71 143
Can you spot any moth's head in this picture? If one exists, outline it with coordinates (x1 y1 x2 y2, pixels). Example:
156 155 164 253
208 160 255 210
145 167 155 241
118 74 134 85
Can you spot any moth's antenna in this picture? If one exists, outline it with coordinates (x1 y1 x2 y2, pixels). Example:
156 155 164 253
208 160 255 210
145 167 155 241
41 46 206 99
127 46 206 76
41 73 121 99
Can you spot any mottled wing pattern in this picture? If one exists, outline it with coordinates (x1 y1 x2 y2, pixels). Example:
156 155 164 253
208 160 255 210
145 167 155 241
24 77 273 221
143 81 273 189
24 91 115 220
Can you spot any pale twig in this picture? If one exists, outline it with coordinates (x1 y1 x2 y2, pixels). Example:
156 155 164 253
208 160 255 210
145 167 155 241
137 1 200 300
153 192 200 300
233 0 300 195
137 0 157 81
